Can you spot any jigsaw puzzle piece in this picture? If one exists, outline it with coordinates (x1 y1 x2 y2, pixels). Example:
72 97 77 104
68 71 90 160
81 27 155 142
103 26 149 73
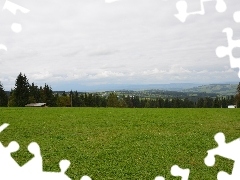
21 142 42 173
175 0 226 22
217 171 234 180
2 0 30 34
171 165 190 180
233 11 240 23
175 1 189 22
2 0 30 15
0 123 9 132
40 160 71 180
205 132 240 165
80 175 92 180
205 132 240 180
215 0 227 13
154 165 190 180
154 176 165 180
11 23 22 33
216 28 240 77
0 44 7 51
0 141 21 177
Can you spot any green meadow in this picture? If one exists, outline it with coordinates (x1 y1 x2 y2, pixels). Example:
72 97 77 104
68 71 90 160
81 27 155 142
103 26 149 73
0 108 240 179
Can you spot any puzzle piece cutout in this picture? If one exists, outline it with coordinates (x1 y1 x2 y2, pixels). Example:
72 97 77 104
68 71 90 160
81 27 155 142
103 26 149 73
204 132 240 180
175 0 227 22
0 44 7 51
155 165 190 180
0 1 30 51
233 11 240 23
3 0 29 15
2 0 30 33
0 123 9 132
0 123 92 180
215 28 240 78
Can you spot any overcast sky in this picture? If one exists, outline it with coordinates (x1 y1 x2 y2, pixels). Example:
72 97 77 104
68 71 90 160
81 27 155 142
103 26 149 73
0 0 240 90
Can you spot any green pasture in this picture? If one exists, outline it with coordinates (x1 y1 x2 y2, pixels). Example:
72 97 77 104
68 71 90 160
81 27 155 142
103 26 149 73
0 108 240 179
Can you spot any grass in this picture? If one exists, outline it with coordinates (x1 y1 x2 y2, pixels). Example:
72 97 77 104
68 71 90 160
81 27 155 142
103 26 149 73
0 108 240 179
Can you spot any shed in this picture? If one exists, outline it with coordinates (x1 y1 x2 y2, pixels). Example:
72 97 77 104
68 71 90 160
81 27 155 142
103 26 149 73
25 103 47 107
228 105 236 108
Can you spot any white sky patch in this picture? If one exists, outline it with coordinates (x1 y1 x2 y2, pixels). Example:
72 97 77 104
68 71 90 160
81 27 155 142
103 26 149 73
0 0 240 90
105 0 119 3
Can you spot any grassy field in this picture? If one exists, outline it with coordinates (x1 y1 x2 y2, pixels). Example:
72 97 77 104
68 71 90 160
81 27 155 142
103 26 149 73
0 108 240 179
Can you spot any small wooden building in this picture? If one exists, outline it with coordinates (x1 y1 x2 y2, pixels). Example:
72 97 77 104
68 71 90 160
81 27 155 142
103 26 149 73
228 105 236 108
25 103 47 107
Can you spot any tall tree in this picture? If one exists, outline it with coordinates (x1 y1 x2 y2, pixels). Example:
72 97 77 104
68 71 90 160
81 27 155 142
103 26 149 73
0 82 8 107
236 82 240 107
197 98 204 108
14 73 29 107
107 93 119 107
213 97 221 108
42 84 55 106
29 83 40 103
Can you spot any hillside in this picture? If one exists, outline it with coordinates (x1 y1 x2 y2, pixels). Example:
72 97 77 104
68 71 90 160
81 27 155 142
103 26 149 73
182 84 238 96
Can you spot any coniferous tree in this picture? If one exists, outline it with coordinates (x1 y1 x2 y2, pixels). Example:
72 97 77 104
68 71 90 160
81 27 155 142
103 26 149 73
79 94 86 107
72 91 80 107
125 95 133 108
14 73 29 107
197 98 204 108
158 98 164 108
220 97 226 108
29 83 40 103
107 93 119 107
43 84 55 106
8 89 16 107
236 82 240 107
0 82 8 107
213 97 221 108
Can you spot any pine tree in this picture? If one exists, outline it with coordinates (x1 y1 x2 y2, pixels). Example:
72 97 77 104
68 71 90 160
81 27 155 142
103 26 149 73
43 84 55 106
197 98 204 108
107 93 119 107
29 83 40 103
236 82 240 107
0 82 8 107
14 73 30 107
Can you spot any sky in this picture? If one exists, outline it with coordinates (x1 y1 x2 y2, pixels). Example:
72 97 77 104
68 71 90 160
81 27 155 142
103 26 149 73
0 0 240 91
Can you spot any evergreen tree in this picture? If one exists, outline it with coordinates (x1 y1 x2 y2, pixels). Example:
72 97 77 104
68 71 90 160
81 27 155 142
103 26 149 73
197 98 204 108
8 90 16 107
158 98 164 108
72 91 81 107
221 97 227 108
107 93 119 107
236 82 240 107
203 97 213 108
29 83 40 103
14 73 29 107
0 82 8 107
213 97 221 108
79 94 86 107
125 95 133 108
95 94 102 107
40 84 55 106
164 98 170 108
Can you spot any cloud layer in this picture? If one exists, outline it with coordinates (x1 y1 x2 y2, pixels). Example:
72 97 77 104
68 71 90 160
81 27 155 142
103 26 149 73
0 0 240 90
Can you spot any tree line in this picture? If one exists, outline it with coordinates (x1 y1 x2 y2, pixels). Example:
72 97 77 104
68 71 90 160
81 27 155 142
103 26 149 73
0 72 240 108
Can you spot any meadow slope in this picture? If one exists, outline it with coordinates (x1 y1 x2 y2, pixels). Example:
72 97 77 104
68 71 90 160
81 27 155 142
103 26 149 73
0 108 239 179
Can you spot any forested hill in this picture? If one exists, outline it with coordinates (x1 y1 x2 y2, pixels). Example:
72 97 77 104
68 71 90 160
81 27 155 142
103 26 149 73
182 84 238 96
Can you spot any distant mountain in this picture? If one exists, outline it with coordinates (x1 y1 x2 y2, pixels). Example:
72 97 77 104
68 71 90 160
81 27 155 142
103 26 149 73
182 84 238 96
58 83 203 92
